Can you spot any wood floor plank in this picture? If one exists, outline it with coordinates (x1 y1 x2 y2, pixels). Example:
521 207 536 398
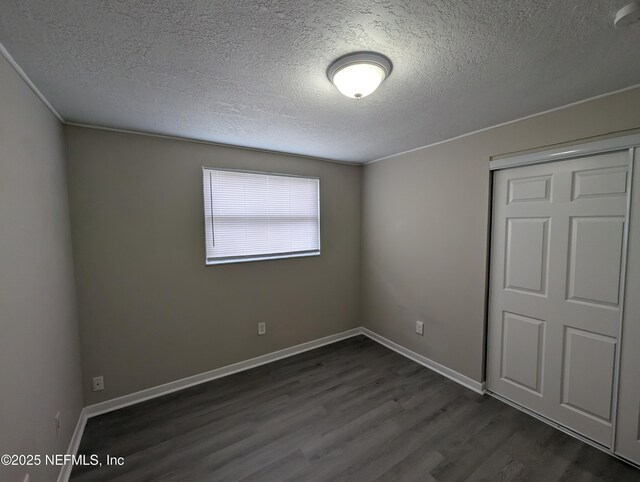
71 336 640 481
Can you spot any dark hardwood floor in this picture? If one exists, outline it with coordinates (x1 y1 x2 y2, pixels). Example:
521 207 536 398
71 336 640 481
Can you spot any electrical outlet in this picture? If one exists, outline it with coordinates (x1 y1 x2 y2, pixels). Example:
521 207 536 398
258 322 266 336
92 376 104 392
54 412 61 438
416 321 424 336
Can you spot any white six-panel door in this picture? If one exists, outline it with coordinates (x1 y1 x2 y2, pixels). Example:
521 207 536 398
487 150 630 447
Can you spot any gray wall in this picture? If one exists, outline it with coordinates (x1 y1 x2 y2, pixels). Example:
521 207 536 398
362 87 640 383
64 126 362 405
0 55 84 481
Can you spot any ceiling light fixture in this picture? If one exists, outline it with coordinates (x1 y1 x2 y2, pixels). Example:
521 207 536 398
327 52 392 99
614 1 640 27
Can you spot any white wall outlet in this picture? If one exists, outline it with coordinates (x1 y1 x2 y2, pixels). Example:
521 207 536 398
258 322 266 336
54 412 61 438
416 321 424 336
92 376 104 392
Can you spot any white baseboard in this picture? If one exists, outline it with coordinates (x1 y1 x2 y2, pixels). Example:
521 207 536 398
80 325 485 419
84 328 363 418
57 407 88 482
361 327 486 394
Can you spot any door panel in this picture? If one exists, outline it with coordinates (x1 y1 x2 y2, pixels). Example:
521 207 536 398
572 167 628 200
567 217 624 307
501 312 545 394
504 218 549 295
561 327 616 422
508 175 552 203
488 150 630 447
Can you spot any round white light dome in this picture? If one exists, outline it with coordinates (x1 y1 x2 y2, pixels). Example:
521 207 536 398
328 52 392 99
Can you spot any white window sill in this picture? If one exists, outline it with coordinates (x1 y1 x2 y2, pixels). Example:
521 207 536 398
206 251 320 266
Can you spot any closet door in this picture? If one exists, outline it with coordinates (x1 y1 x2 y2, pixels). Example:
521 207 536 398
615 147 640 465
487 150 630 447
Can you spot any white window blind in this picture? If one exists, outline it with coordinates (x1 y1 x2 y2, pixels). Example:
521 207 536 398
203 168 320 264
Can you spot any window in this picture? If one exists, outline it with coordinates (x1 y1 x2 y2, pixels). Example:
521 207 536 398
202 168 320 265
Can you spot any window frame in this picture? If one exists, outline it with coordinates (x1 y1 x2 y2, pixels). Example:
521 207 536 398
202 166 321 265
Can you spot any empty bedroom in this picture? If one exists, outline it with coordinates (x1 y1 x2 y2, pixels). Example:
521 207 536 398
1 1 640 481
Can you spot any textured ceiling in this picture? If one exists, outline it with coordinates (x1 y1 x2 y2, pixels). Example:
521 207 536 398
1 0 639 163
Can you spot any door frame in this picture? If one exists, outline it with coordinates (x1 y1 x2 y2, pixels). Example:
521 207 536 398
485 132 640 463
489 133 640 171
